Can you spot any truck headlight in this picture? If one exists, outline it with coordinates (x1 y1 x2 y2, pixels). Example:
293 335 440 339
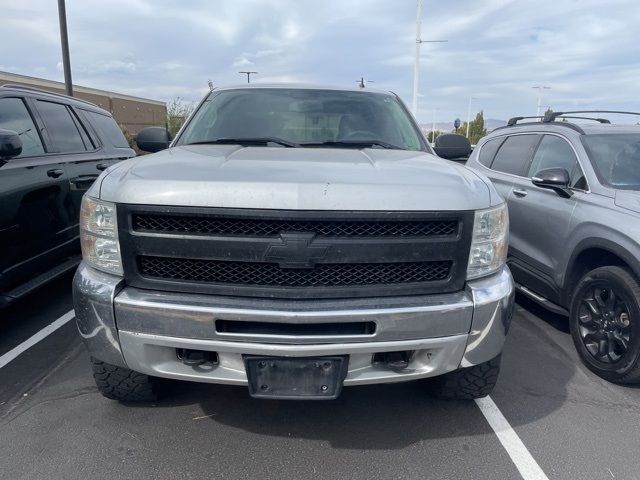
80 196 123 276
466 204 508 280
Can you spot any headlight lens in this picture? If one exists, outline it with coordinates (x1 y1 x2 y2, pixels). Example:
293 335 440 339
80 196 123 275
466 204 508 280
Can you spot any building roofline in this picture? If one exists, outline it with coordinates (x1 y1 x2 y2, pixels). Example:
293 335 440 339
0 70 165 106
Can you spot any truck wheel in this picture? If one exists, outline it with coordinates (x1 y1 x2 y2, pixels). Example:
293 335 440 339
91 358 165 402
427 355 501 400
569 266 640 384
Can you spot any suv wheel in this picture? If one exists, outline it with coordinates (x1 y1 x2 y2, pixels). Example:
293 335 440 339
91 358 166 402
427 355 501 400
570 266 640 384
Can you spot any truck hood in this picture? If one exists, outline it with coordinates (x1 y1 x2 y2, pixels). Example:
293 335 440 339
98 145 495 211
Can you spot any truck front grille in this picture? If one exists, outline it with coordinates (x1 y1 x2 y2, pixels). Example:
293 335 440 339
132 214 458 238
139 256 452 288
118 206 473 299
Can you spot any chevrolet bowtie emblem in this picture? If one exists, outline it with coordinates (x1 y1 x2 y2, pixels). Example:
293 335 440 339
263 233 330 269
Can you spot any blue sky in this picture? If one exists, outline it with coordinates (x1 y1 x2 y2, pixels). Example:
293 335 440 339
2 0 639 124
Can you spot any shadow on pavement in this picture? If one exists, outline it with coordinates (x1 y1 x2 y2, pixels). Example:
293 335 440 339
126 297 577 450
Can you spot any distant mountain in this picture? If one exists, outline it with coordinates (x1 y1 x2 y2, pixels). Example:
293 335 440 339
485 119 507 131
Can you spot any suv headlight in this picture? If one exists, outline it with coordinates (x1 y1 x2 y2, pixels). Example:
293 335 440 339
466 204 508 280
80 196 123 276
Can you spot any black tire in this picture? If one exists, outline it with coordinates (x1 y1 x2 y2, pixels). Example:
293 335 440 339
569 266 640 384
91 357 165 402
427 355 501 400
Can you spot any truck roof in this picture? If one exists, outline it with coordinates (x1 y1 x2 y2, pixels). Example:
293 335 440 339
213 83 396 96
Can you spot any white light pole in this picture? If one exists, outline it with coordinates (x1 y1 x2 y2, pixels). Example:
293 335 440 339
412 0 424 115
532 86 551 116
431 108 439 143
411 0 447 116
466 96 477 139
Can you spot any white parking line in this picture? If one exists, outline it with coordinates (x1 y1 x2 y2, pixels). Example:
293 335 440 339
0 309 75 369
476 396 549 480
0 308 548 480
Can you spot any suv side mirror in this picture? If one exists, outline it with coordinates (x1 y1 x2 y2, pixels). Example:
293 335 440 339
531 167 573 198
433 134 472 160
0 129 23 161
136 127 171 153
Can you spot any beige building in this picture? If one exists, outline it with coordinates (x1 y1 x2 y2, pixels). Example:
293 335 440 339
0 71 166 136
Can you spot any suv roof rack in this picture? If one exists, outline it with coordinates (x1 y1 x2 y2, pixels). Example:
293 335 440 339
506 116 543 126
543 110 640 123
0 84 99 109
554 116 610 124
498 117 585 134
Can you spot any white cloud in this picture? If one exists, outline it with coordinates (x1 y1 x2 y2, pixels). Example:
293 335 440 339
232 56 254 68
1 0 639 123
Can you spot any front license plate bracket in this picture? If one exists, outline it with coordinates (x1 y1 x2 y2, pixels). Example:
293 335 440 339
244 355 349 400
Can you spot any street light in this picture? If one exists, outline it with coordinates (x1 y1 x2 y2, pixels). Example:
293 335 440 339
356 77 374 89
57 0 73 96
239 71 258 83
411 0 447 115
466 96 477 139
431 108 439 143
532 86 551 116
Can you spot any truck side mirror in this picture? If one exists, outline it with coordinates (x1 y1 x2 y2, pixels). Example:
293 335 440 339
0 129 23 161
433 134 472 160
136 127 171 153
531 168 573 198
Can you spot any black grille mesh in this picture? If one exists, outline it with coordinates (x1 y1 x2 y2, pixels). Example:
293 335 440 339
139 256 452 288
132 214 457 238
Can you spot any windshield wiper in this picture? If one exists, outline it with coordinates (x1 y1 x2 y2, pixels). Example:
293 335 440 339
300 140 406 150
187 137 299 148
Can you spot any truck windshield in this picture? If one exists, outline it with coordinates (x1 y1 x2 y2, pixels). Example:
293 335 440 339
177 88 425 152
583 134 640 190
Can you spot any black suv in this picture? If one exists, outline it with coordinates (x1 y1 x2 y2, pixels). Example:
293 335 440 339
0 85 135 306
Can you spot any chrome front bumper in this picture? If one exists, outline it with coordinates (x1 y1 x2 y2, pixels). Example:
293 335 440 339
73 263 514 386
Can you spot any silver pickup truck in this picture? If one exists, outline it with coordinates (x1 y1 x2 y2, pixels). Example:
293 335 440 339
73 84 514 402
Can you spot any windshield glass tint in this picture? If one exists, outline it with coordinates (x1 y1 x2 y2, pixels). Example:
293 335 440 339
583 134 640 189
178 88 423 151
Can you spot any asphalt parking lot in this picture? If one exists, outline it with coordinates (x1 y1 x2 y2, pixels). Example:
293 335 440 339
1 273 639 480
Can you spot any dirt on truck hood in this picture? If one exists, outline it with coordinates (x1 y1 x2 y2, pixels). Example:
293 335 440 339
97 144 496 211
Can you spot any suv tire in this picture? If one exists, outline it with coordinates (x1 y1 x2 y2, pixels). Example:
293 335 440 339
427 355 501 400
91 358 165 402
570 266 640 384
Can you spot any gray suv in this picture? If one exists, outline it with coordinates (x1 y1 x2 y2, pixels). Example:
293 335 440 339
466 111 640 384
73 84 514 402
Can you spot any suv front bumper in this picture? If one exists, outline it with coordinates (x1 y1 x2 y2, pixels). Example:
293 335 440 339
73 264 514 386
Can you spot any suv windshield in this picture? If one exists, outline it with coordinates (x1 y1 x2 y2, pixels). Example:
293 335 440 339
177 88 424 151
583 134 640 189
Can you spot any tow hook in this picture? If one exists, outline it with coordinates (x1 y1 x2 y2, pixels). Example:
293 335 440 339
177 348 217 366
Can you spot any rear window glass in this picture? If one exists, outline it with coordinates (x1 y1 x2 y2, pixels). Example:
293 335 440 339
84 110 129 148
36 100 88 153
583 134 640 190
490 134 539 176
478 137 504 167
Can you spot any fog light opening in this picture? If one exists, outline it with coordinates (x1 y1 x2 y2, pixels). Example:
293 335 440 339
176 348 219 366
372 351 415 371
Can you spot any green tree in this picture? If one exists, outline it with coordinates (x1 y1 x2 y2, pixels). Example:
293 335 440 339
427 130 443 143
458 110 487 145
167 97 195 137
